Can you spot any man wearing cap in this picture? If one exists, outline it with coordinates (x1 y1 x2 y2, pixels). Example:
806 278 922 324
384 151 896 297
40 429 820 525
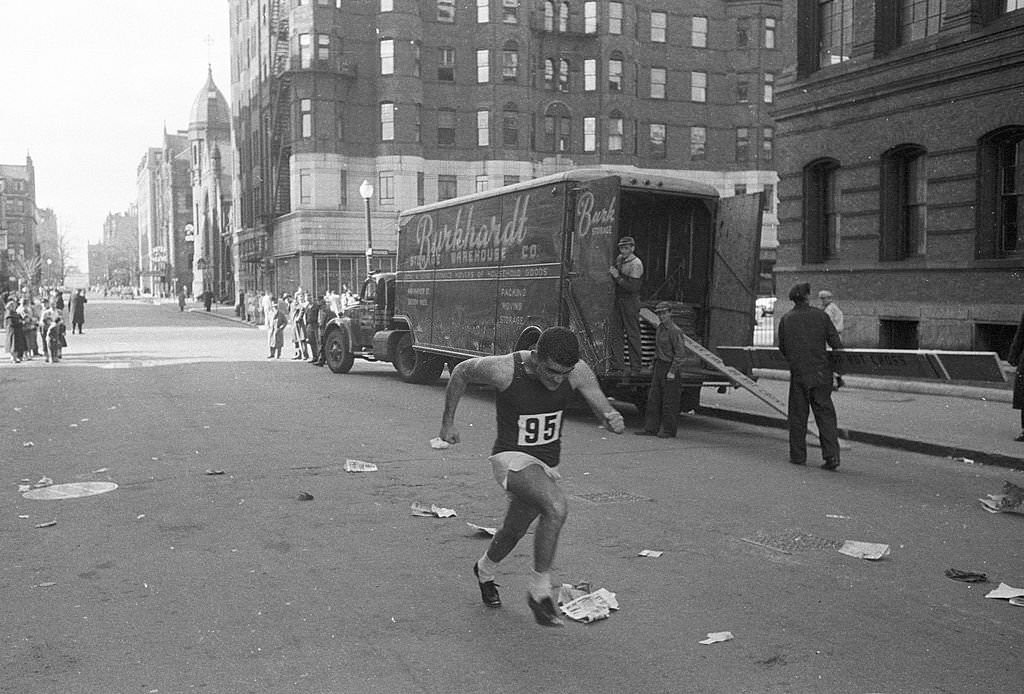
636 301 697 437
778 282 844 470
608 236 644 374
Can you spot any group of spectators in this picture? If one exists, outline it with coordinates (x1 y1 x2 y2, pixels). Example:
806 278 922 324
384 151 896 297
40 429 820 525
253 286 358 363
3 288 87 364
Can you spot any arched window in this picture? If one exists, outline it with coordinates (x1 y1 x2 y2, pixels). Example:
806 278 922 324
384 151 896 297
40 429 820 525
559 2 570 32
880 144 927 260
544 58 555 89
544 1 554 31
803 158 841 263
558 58 570 92
977 126 1024 258
543 103 571 153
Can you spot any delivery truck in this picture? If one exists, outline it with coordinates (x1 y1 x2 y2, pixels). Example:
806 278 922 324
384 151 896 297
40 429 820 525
321 167 763 409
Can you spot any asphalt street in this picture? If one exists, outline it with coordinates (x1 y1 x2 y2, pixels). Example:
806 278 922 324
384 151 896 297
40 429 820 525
2 299 1022 694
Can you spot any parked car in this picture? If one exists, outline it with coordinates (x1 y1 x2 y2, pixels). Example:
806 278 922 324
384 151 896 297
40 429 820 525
756 296 777 318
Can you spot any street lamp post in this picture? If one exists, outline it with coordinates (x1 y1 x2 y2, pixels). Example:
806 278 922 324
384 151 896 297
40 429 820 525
358 179 374 274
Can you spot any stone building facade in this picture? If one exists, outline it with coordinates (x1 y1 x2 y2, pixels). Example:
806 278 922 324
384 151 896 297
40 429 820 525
0 155 37 294
228 0 789 297
136 133 193 296
774 0 1024 354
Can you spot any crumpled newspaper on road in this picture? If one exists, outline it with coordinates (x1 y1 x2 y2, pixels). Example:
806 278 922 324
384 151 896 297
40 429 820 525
837 540 890 560
978 481 1024 514
343 459 378 472
557 583 619 624
410 502 457 518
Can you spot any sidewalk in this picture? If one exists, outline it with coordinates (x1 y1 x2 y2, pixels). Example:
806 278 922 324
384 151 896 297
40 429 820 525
183 303 1023 470
699 369 1023 471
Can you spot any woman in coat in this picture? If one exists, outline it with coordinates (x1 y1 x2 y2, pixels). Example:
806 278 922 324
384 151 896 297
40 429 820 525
4 299 27 363
1008 311 1024 442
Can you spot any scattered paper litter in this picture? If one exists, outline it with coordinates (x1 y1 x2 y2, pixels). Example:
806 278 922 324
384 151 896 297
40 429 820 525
984 583 1024 600
344 459 378 472
559 587 619 624
638 549 663 558
35 520 57 528
825 514 850 519
93 467 108 474
23 441 34 447
205 469 225 475
978 481 1024 514
33 477 54 488
1009 597 1024 607
466 522 496 536
699 631 734 645
837 540 890 560
429 437 450 450
410 502 457 518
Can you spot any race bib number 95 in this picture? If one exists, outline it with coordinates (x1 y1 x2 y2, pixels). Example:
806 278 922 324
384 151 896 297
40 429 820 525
517 411 563 446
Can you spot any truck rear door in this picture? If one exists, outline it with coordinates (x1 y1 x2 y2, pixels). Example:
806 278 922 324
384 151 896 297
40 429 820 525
706 192 763 352
566 175 620 369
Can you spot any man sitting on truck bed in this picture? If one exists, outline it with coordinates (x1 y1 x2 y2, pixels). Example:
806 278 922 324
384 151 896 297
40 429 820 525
439 326 626 626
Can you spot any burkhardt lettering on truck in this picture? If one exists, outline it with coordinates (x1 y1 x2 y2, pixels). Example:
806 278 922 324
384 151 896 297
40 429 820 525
320 168 763 411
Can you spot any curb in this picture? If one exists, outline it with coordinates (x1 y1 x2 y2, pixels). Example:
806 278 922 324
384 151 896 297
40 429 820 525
698 405 1024 472
186 307 258 328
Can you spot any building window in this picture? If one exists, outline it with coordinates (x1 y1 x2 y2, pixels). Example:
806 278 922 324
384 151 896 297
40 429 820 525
299 169 312 205
318 34 330 63
380 38 394 75
544 58 555 89
819 0 853 67
650 68 666 99
692 16 708 47
417 172 425 205
609 2 622 34
438 174 458 200
650 11 667 42
900 0 944 42
734 184 748 196
544 1 554 31
558 2 569 31
301 98 313 137
584 1 598 33
477 109 490 146
650 123 667 158
380 102 394 141
504 175 520 186
299 33 312 69
338 170 348 209
476 175 489 193
414 103 422 142
763 73 775 103
543 104 571 152
477 49 490 83
558 59 570 91
502 41 518 80
438 108 456 146
379 172 395 205
762 183 775 212
413 41 421 77
764 17 777 48
762 126 774 164
880 145 928 260
477 0 489 23
584 59 597 90
381 0 393 11
737 18 749 47
690 126 706 161
608 115 623 152
437 0 455 23
978 127 1024 258
503 105 519 146
502 0 519 24
736 128 750 163
691 71 707 102
583 117 597 152
737 77 749 103
438 47 455 81
803 159 841 263
609 55 623 91
1006 0 1024 11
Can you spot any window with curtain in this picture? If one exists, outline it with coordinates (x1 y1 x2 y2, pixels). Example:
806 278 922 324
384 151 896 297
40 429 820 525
650 123 666 158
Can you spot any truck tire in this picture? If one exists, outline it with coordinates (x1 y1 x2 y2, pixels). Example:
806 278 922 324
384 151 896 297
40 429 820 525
323 328 355 374
395 333 444 384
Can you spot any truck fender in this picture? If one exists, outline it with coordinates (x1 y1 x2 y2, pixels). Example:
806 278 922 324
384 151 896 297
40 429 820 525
372 329 406 362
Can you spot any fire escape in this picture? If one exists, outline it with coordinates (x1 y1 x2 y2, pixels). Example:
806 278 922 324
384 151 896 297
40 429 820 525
265 0 291 221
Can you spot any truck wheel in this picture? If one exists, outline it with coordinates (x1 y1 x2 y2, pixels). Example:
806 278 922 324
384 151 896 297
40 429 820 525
324 328 355 374
395 333 444 384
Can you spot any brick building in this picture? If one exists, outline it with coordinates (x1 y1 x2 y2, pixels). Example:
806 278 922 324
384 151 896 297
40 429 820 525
774 0 1024 353
228 0 789 296
0 155 38 294
136 132 193 296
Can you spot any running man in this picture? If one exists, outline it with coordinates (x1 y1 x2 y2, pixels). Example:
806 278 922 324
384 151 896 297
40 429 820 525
439 326 626 626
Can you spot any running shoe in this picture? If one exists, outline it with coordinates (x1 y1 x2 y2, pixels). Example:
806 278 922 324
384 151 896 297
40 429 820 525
527 594 564 627
473 562 501 607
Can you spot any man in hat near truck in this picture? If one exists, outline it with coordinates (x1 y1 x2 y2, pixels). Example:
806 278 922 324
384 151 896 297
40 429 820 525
636 301 698 438
608 236 644 374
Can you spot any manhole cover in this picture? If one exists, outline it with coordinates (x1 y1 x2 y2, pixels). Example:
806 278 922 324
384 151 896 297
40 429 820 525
22 482 118 500
741 529 841 553
573 490 649 504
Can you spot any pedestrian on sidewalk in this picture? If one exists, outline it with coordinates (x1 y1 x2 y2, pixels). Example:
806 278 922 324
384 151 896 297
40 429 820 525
267 297 287 359
70 289 87 333
45 316 67 362
1008 310 1024 442
778 282 844 470
636 301 698 438
439 326 626 626
818 289 845 389
4 299 26 363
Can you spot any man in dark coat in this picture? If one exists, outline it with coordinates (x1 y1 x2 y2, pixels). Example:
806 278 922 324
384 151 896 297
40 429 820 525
778 282 844 470
1007 311 1024 442
70 289 87 334
305 295 323 364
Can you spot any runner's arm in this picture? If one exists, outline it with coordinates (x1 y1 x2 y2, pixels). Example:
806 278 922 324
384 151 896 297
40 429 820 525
439 355 510 444
570 363 626 434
